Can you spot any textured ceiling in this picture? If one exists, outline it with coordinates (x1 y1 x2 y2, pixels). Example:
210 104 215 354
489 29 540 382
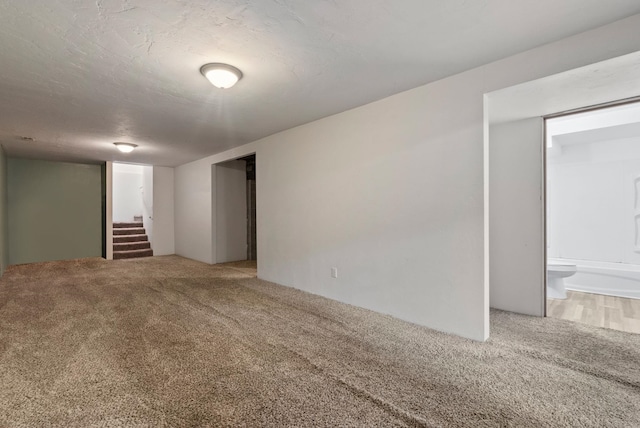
1 1 640 166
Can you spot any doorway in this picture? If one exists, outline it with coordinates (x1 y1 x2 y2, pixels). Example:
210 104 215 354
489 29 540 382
487 50 640 326
241 154 257 261
545 101 640 334
112 163 154 259
214 154 257 264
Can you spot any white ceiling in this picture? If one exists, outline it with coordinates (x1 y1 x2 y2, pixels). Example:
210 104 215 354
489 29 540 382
1 1 640 167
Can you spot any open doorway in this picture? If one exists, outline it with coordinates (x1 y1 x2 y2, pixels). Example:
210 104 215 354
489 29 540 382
214 154 257 266
545 102 640 334
241 154 257 261
112 163 154 259
487 50 640 330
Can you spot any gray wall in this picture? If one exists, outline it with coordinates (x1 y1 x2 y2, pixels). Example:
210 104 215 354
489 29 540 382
8 158 103 265
0 146 7 275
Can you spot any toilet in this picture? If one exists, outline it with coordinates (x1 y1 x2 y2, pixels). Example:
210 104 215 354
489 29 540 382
547 262 577 299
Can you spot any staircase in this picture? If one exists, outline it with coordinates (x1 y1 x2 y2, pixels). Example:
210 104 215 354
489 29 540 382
113 222 153 260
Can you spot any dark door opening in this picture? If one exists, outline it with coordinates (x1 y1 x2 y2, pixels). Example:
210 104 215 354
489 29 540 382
240 154 257 261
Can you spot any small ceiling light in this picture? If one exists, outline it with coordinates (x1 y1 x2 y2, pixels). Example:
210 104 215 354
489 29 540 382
200 63 243 89
114 142 137 153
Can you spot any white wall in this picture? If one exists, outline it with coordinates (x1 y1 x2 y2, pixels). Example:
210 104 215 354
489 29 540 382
215 160 247 263
489 118 545 316
152 166 175 256
175 154 220 264
142 166 153 244
174 15 640 341
112 163 143 223
548 135 640 265
105 161 113 260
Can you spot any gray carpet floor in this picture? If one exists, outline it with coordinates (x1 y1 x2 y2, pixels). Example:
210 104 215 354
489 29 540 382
0 256 638 427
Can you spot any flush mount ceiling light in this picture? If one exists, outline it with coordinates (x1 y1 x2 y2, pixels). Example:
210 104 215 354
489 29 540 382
114 142 137 153
200 63 243 89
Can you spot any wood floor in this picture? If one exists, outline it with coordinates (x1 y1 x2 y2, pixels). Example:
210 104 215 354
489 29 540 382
548 291 640 334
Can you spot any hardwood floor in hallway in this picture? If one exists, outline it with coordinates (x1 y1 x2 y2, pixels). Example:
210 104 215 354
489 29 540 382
548 290 640 334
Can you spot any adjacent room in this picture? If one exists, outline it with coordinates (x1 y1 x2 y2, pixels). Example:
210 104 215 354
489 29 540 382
1 1 640 426
546 102 640 333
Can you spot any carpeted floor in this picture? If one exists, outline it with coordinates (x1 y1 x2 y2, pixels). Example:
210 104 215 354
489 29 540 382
0 256 638 427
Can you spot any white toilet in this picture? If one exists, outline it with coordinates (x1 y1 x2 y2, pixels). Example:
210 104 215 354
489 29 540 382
547 262 577 299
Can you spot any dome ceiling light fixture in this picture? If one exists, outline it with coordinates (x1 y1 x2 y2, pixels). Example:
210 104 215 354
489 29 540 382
200 63 243 89
114 142 138 153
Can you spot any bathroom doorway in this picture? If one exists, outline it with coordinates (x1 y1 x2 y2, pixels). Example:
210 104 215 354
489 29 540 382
545 101 640 334
487 50 640 329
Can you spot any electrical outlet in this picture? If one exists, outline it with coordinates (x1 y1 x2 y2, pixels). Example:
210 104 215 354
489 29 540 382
331 267 338 278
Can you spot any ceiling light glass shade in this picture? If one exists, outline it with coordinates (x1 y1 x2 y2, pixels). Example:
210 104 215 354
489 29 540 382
114 142 137 153
200 63 243 89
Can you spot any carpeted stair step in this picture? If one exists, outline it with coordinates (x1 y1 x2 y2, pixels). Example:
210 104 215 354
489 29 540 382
114 222 143 228
113 227 146 236
114 241 151 252
114 234 148 243
112 222 153 260
113 248 154 260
